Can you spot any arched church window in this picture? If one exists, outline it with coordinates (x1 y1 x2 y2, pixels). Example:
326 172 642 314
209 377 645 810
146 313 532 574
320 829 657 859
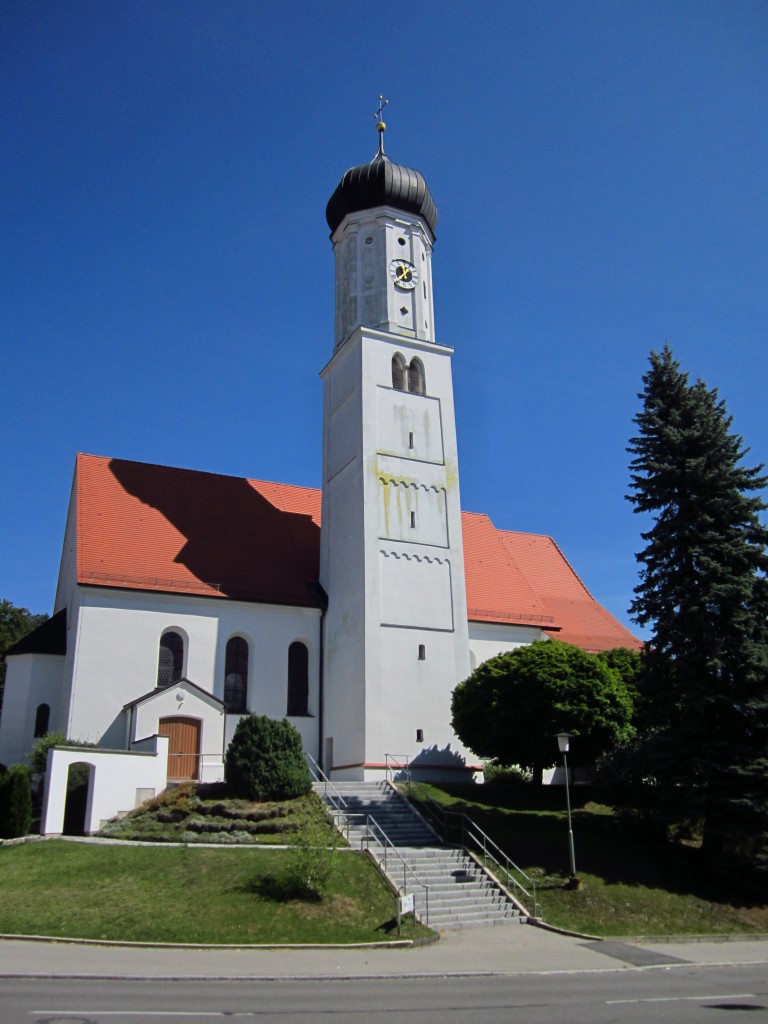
408 358 426 396
34 703 50 737
287 641 309 717
157 631 184 688
224 636 249 714
392 354 406 391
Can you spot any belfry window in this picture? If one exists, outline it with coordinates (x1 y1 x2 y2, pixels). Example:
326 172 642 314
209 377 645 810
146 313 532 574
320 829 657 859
157 631 184 688
392 355 427 396
408 358 425 396
392 354 407 391
287 641 310 717
224 636 249 713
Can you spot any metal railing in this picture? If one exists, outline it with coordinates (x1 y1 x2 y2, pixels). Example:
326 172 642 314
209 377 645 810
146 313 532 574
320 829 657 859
412 790 539 918
360 813 430 926
384 752 412 793
305 751 351 841
165 752 223 782
305 752 429 925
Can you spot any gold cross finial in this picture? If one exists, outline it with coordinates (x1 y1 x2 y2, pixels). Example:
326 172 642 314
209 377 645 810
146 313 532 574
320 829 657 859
374 95 388 155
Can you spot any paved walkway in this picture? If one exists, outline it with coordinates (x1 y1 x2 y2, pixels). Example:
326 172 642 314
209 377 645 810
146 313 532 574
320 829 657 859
1 926 766 980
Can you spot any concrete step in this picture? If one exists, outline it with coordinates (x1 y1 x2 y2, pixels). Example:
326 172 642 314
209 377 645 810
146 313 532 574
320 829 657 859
315 781 522 932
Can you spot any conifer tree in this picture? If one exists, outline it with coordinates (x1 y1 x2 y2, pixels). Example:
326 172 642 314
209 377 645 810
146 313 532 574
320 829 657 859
627 347 768 873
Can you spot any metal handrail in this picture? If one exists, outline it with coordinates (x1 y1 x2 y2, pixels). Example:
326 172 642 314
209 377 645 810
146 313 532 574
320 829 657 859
412 791 538 916
305 751 351 842
384 752 412 793
360 813 430 925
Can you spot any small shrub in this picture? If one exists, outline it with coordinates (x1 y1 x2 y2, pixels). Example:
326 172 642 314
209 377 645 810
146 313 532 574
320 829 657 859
225 715 311 802
30 733 101 786
484 762 534 786
30 732 67 775
140 784 199 816
0 764 33 838
288 819 340 900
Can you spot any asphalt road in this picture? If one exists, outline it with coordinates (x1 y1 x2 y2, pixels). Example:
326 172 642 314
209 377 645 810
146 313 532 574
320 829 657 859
2 965 767 1024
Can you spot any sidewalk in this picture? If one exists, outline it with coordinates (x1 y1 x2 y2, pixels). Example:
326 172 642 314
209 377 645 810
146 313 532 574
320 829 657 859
1 925 767 980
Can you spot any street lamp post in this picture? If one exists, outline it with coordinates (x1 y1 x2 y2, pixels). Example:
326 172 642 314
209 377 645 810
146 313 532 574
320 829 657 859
556 732 579 889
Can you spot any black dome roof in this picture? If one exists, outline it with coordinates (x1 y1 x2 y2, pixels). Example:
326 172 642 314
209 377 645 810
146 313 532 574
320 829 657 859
326 152 438 236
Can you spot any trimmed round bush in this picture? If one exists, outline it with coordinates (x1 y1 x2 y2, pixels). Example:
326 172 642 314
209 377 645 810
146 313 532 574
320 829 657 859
225 715 311 802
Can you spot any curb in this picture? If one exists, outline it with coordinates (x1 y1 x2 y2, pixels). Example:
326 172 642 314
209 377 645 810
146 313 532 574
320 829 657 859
527 918 604 942
0 932 418 951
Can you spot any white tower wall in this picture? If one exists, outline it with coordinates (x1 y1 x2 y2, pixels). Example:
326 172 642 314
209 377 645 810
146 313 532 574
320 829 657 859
321 192 474 779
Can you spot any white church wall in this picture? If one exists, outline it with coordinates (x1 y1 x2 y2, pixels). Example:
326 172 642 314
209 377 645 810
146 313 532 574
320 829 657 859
208 600 321 729
321 338 368 776
41 737 169 836
54 475 78 615
128 680 226 782
0 654 65 767
378 477 448 547
379 550 455 630
364 626 473 777
376 388 445 465
65 588 321 759
467 622 547 670
358 329 473 778
67 590 218 748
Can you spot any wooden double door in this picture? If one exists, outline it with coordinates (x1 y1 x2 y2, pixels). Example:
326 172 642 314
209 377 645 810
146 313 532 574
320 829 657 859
159 716 201 781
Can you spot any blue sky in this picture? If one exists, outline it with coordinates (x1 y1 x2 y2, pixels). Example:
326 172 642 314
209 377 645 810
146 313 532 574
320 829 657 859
3 1 767 638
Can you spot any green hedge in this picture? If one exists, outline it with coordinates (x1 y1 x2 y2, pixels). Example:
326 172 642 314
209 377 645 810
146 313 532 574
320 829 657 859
0 765 33 838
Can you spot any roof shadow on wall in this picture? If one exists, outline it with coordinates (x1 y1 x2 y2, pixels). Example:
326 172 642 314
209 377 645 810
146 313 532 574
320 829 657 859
107 459 321 607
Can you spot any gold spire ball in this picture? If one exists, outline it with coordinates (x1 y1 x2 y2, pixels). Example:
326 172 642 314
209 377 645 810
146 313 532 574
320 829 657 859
374 95 388 155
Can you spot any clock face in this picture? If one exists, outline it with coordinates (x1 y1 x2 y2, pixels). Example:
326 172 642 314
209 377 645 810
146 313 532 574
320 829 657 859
389 259 419 290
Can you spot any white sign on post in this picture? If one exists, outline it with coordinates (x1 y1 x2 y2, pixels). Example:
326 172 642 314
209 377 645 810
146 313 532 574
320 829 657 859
399 892 415 915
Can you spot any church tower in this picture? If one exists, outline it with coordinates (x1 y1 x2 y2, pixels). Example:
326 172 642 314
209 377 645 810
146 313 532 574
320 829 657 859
319 109 472 781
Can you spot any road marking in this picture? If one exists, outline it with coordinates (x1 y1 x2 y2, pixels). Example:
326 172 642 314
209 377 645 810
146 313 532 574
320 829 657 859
33 1014 255 1019
606 993 756 1005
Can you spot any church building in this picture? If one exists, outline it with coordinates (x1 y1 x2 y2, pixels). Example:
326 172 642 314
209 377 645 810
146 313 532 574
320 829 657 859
0 119 638 826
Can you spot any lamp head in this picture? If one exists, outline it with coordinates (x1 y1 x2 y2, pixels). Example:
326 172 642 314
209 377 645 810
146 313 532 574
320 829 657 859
556 732 571 754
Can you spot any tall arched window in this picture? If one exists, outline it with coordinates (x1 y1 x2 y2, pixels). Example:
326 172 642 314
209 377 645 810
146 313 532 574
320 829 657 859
157 631 184 688
34 703 50 738
224 636 249 713
392 354 406 391
287 641 309 717
408 357 426 396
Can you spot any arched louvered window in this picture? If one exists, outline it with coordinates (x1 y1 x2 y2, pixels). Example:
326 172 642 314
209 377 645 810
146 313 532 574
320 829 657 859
408 357 426 396
392 354 406 391
34 703 50 738
157 631 184 688
287 641 309 717
224 636 249 714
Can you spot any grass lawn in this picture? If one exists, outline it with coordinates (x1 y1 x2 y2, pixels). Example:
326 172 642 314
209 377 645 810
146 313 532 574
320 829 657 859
409 782 768 937
0 841 430 944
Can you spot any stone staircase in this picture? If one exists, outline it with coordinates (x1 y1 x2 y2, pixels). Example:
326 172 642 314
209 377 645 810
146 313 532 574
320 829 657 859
313 780 527 930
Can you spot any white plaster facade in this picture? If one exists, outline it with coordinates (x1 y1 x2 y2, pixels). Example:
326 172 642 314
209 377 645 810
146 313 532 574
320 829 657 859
41 738 169 836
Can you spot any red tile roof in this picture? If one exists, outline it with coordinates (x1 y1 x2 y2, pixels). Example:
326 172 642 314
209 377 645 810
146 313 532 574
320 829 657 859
460 512 556 629
76 454 322 607
74 454 639 651
497 530 642 652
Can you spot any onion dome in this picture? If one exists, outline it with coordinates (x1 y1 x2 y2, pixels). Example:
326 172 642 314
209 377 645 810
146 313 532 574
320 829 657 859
326 120 438 236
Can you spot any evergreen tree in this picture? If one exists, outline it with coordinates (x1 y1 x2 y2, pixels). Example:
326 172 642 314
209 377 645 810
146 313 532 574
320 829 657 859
627 347 768 871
